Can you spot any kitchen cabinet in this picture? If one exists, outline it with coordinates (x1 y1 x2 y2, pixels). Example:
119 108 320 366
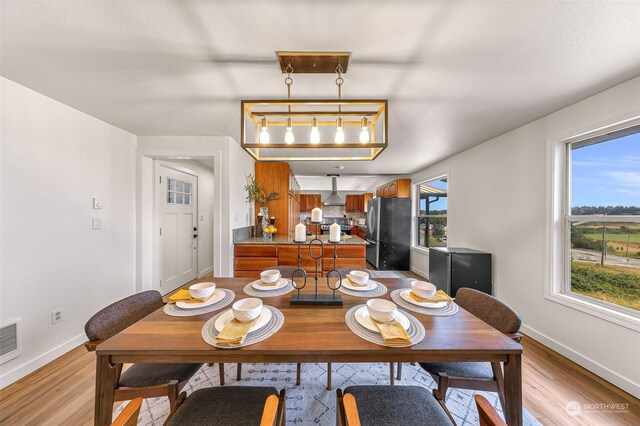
350 225 366 239
255 162 300 237
345 193 373 212
300 194 322 211
375 179 411 198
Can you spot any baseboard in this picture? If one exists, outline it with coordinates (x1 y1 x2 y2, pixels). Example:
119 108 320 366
198 266 213 277
0 333 86 389
521 324 640 398
410 266 429 280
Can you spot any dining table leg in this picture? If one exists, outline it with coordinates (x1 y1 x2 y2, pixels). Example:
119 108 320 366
503 353 523 426
94 354 116 426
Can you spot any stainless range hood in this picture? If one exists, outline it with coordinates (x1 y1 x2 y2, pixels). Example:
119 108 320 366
323 175 345 206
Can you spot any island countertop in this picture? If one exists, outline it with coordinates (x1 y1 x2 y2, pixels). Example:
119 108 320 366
234 235 367 245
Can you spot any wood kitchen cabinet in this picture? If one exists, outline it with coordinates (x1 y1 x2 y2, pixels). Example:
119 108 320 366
300 194 322 211
350 225 366 239
255 162 301 237
375 179 411 198
345 193 373 212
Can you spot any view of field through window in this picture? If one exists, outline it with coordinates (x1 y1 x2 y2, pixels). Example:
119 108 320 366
570 130 640 311
417 177 447 248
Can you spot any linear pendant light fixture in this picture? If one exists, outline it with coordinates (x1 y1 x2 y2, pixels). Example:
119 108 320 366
241 51 388 161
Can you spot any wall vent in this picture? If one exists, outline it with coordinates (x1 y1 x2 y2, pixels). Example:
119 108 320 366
0 319 21 365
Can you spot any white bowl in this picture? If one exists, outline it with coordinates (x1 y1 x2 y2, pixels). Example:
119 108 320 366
232 298 263 323
188 282 216 299
260 269 281 284
366 299 397 323
411 280 437 299
349 270 370 285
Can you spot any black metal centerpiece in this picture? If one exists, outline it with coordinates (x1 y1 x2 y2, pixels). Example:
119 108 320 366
289 222 343 305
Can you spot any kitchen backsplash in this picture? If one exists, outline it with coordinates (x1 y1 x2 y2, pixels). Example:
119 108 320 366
300 207 366 222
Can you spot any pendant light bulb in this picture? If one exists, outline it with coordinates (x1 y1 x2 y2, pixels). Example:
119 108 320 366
284 117 295 144
335 117 345 144
310 117 320 144
359 117 370 143
259 117 270 144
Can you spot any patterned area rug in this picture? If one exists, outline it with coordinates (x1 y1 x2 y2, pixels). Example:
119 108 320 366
114 362 539 425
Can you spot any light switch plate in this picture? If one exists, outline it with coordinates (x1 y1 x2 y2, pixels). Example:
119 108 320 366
200 215 205 222
93 197 103 209
92 217 102 230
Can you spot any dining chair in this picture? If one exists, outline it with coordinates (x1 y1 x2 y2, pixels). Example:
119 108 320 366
419 288 522 411
111 397 143 426
336 385 455 426
475 394 507 426
84 290 205 409
164 387 286 426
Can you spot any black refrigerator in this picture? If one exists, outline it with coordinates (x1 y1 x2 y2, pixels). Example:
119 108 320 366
429 247 492 297
365 197 411 270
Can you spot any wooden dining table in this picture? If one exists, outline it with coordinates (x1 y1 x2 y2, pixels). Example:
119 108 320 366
94 277 523 425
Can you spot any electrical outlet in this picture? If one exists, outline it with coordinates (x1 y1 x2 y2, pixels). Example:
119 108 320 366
51 309 63 324
93 197 103 209
92 217 102 230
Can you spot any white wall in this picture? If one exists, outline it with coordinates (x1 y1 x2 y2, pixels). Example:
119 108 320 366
0 77 136 388
410 76 640 397
136 136 254 286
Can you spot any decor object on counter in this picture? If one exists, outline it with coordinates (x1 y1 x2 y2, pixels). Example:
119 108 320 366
311 207 323 223
329 222 341 243
290 215 344 306
294 223 306 242
244 174 279 207
240 51 388 161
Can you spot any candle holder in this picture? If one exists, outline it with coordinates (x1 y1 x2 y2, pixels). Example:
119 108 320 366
290 222 343 306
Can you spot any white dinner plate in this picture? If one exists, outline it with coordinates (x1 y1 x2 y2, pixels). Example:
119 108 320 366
251 277 290 291
176 289 225 309
399 289 447 309
354 306 410 333
214 307 273 334
341 277 377 292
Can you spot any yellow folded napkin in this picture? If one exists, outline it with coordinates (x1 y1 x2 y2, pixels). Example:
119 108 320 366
215 317 259 347
372 319 412 346
168 289 212 304
259 278 280 286
346 275 368 287
409 290 452 303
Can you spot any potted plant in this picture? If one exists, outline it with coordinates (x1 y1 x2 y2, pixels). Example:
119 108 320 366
244 174 279 236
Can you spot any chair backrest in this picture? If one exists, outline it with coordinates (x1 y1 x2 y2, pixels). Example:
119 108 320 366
455 288 521 334
85 290 163 341
112 397 143 426
475 394 507 426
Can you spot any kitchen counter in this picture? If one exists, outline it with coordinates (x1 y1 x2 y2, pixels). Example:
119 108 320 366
235 235 367 245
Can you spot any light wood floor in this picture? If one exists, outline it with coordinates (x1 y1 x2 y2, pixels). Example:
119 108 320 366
1 335 638 425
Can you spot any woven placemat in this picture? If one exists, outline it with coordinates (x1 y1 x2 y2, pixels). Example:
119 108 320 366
338 280 387 298
201 305 284 349
163 289 235 317
243 279 296 298
344 304 425 348
390 289 459 316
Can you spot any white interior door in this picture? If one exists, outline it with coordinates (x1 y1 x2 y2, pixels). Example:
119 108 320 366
156 163 198 294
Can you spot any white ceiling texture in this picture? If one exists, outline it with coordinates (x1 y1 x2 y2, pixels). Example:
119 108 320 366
2 1 640 176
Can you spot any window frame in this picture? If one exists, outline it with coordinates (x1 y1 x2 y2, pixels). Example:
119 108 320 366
412 173 448 252
547 116 640 331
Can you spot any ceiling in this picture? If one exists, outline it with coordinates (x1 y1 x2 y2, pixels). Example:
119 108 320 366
2 1 640 175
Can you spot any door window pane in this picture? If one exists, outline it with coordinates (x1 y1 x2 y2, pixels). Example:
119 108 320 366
184 194 191 205
176 193 183 204
415 176 448 248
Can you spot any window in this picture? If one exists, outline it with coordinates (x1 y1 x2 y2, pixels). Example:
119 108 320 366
564 126 640 314
415 175 447 249
167 178 192 205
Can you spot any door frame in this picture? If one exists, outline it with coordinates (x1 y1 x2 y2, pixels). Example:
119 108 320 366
154 160 199 293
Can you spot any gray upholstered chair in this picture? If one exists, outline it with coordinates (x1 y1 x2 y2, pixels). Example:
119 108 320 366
336 386 454 426
419 288 522 411
84 290 204 408
165 387 286 426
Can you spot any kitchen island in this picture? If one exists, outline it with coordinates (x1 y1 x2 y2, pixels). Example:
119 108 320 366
234 235 367 277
